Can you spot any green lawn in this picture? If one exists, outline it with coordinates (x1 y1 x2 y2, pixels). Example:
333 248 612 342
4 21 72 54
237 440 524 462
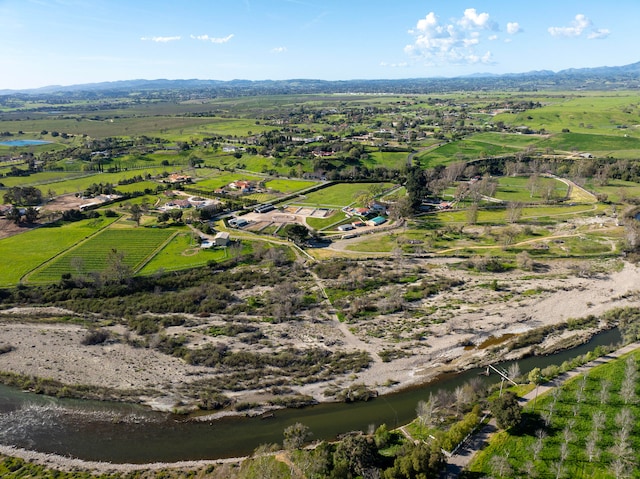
28 226 176 283
264 178 318 194
137 231 242 274
290 182 395 208
0 216 118 286
192 172 264 191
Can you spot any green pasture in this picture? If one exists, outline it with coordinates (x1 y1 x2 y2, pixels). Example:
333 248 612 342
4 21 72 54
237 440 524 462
495 176 569 203
536 131 640 156
115 181 160 194
28 226 176 283
192 172 264 191
365 150 410 169
264 178 318 194
0 170 91 188
0 216 118 286
512 93 640 132
469 132 547 149
290 182 395 208
586 179 640 203
0 117 220 139
468 349 640 479
417 138 522 166
0 167 178 193
435 203 604 225
137 231 241 274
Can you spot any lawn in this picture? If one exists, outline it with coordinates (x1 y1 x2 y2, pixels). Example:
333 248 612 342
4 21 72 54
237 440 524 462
365 150 410 169
306 211 348 230
27 226 176 283
137 231 243 274
290 182 395 208
192 172 264 191
468 349 640 478
264 178 318 194
0 216 118 286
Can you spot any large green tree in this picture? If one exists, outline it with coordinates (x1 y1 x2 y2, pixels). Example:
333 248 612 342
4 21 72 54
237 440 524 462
490 391 522 430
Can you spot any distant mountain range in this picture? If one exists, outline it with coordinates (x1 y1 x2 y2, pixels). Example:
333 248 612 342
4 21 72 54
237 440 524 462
3 61 640 96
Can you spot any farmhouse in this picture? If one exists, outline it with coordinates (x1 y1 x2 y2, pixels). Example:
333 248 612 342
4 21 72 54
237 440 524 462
229 180 253 192
164 174 192 184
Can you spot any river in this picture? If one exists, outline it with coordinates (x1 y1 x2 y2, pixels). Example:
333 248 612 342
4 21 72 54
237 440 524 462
0 328 621 463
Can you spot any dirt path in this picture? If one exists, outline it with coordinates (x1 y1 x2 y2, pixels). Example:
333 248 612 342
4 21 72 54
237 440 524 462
441 341 640 478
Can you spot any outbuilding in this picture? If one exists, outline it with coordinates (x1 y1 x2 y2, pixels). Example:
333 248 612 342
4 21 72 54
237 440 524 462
214 231 230 246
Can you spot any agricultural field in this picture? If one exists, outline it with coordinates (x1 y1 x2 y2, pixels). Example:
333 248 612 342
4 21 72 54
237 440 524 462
0 216 118 286
468 349 640 478
27 226 176 283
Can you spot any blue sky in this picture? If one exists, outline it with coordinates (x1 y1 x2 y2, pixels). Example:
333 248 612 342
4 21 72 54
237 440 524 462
0 0 638 90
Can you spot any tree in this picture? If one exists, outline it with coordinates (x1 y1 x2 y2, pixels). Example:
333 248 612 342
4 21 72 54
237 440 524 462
528 367 542 410
129 204 142 226
283 422 311 450
5 206 21 224
466 202 478 225
285 224 310 245
103 248 132 284
404 165 428 211
333 434 378 478
490 391 522 430
24 206 39 224
506 202 522 223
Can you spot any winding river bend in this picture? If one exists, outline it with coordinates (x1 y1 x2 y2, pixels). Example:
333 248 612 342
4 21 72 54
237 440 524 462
0 328 621 463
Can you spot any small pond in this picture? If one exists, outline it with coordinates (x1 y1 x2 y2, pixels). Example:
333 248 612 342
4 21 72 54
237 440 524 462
0 140 52 147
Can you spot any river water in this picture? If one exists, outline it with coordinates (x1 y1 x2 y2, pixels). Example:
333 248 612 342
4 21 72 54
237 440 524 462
0 328 621 463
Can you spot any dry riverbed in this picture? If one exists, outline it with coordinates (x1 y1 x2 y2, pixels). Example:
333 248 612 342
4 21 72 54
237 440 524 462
0 259 638 415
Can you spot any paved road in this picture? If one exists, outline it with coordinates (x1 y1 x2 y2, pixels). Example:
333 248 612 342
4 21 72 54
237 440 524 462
440 341 640 478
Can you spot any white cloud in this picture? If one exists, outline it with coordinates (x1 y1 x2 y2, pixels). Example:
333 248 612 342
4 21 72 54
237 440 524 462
588 28 610 40
271 47 287 54
458 8 495 30
488 34 498 41
506 22 521 35
380 61 408 68
548 13 610 40
190 34 234 44
140 36 181 43
405 9 497 65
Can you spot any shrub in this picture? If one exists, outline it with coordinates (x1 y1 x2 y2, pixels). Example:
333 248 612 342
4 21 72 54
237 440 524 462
81 328 109 345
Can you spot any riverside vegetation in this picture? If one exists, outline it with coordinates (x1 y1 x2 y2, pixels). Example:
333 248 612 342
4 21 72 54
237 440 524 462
2 77 640 477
